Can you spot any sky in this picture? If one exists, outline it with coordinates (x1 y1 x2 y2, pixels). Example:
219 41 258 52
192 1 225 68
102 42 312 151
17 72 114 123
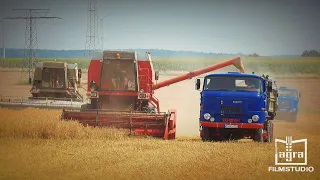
0 0 319 56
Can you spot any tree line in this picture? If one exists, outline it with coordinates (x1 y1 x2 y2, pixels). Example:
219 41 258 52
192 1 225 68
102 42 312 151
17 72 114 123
301 50 320 57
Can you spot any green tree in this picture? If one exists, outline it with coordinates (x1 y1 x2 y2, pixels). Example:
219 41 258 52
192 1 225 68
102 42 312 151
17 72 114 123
301 49 320 57
248 53 259 57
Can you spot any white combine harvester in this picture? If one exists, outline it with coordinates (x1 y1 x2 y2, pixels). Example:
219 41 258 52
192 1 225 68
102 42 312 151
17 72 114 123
0 61 86 110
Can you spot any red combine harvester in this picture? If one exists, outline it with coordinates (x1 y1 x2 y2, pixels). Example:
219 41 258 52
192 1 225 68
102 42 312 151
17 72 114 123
61 51 245 139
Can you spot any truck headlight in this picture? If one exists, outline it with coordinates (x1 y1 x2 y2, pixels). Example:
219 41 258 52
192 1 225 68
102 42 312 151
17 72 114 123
204 113 211 120
252 115 259 122
210 117 215 122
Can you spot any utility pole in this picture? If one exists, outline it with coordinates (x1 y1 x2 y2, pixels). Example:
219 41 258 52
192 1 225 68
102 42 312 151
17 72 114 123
0 19 4 59
5 9 61 84
85 0 99 58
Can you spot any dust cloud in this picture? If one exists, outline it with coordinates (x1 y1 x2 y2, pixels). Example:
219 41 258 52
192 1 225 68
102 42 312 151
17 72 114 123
155 74 201 136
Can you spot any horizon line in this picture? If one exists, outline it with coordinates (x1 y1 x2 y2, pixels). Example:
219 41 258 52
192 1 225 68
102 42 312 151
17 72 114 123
0 48 302 57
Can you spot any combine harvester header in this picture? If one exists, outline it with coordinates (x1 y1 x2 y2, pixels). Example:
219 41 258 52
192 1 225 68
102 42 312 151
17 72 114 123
61 50 245 140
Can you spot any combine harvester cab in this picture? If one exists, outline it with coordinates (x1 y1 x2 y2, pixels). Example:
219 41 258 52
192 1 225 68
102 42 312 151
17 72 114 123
61 50 245 140
277 87 301 122
30 61 83 101
196 72 278 142
0 61 84 110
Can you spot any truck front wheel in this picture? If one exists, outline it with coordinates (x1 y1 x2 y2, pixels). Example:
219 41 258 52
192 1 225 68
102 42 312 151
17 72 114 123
201 127 212 142
253 128 263 142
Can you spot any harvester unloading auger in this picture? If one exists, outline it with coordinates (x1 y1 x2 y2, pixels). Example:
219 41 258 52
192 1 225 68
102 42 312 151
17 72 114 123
61 51 245 139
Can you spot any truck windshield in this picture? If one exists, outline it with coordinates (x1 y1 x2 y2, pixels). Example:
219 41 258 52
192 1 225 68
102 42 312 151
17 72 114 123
41 68 65 89
204 76 262 93
279 90 297 98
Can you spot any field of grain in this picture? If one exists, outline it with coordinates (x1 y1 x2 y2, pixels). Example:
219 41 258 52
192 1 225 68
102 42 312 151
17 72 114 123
0 57 320 179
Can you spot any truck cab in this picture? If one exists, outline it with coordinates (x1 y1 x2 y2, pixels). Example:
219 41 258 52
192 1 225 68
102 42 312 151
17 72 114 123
277 87 301 122
195 72 278 142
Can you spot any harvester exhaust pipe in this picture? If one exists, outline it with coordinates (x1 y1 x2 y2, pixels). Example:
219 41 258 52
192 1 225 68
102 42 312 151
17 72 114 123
153 57 245 90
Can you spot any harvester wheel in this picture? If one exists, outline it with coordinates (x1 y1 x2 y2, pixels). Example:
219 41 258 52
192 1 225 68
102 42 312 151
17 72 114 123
91 99 98 109
201 127 212 142
253 128 263 142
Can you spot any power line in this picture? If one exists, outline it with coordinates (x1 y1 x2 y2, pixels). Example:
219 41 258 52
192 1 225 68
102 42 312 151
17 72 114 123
85 0 99 58
5 9 61 84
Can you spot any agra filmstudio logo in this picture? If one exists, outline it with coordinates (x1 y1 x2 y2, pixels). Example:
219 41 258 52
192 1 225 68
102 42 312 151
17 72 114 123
268 136 314 172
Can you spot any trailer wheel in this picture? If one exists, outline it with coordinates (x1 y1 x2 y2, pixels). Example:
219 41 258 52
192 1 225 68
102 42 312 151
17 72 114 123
253 128 263 142
201 127 212 142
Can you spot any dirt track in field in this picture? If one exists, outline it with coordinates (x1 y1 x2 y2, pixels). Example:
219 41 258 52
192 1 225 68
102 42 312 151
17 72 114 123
0 71 319 137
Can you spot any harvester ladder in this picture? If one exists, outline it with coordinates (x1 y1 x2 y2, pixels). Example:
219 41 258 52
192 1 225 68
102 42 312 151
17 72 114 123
139 68 152 92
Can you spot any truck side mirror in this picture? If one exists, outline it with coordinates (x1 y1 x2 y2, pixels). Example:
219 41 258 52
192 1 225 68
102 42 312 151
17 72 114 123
155 71 159 81
195 79 201 90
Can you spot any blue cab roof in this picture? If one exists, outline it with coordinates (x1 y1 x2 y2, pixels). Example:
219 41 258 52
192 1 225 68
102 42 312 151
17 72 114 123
206 72 263 79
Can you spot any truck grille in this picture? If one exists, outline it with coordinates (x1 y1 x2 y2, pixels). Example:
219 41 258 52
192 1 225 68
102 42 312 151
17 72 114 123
220 106 242 114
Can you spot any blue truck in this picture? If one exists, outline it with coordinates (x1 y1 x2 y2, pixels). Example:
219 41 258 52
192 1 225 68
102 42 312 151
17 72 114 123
277 87 301 122
195 72 278 142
